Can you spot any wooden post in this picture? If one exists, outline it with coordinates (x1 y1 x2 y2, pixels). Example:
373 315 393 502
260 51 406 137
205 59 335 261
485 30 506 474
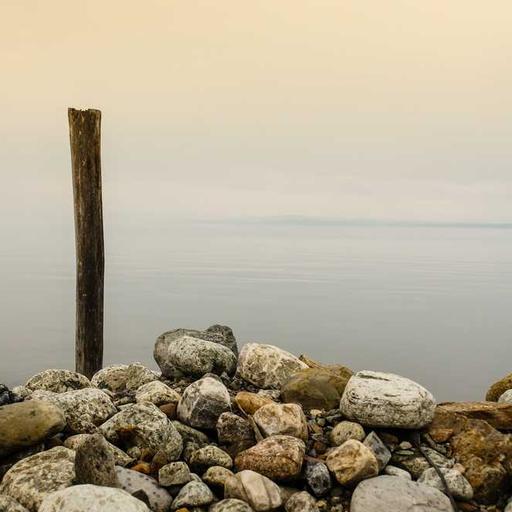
68 108 104 378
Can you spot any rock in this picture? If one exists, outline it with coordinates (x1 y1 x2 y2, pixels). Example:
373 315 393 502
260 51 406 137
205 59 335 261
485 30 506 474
0 401 66 457
383 465 412 479
234 392 274 415
116 466 172 512
135 381 181 406
0 384 22 406
281 368 351 411
329 421 365 446
25 369 91 393
164 335 238 378
418 467 473 501
38 484 150 512
91 363 158 393
171 481 214 509
235 435 305 480
100 402 183 460
340 371 436 429
189 445 233 471
172 421 210 446
391 447 453 480
363 431 391 470
30 388 116 434
0 447 75 511
0 495 29 512
158 461 192 486
305 461 331 497
177 376 231 429
253 403 308 441
486 372 512 401
237 343 308 389
284 491 318 512
202 466 234 489
436 401 512 430
64 434 134 466
217 412 256 455
210 498 254 512
224 470 282 511
326 439 379 486
350 475 452 512
498 389 512 403
74 433 119 487
155 326 238 378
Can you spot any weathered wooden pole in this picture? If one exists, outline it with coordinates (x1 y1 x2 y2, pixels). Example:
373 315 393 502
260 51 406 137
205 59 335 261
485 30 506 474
68 108 104 378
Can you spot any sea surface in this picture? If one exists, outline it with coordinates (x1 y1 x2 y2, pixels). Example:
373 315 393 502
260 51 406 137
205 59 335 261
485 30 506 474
1 218 511 401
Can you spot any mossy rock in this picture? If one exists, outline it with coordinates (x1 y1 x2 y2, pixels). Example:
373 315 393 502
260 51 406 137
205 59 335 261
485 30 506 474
486 373 512 401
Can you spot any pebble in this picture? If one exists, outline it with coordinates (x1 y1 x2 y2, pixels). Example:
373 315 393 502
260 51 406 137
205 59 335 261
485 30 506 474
210 499 254 512
284 491 319 512
189 445 233 471
159 461 192 486
329 421 365 446
135 381 181 406
362 431 391 470
418 467 474 501
305 461 332 497
202 466 234 489
383 465 412 479
253 403 308 441
171 480 214 510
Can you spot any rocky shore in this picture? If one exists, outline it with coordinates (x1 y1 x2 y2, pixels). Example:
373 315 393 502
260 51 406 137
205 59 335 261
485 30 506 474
1 325 512 511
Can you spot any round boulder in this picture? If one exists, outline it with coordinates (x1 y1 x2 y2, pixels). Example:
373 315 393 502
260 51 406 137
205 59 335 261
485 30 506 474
25 369 91 393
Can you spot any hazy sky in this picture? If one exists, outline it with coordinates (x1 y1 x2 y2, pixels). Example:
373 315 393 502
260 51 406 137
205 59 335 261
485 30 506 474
1 0 512 224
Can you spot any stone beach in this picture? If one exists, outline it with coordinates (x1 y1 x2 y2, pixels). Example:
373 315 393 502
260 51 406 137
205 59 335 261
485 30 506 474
1 325 512 511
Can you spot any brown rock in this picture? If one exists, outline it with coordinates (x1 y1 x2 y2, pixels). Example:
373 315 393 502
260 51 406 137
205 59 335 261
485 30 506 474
234 392 274 415
159 402 177 419
486 372 512 401
325 439 379 486
253 403 308 441
438 401 512 430
235 435 305 480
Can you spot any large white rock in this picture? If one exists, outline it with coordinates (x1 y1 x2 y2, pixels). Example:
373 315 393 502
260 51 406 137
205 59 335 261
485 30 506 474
39 484 150 512
237 343 307 389
350 475 452 512
340 371 436 429
177 376 231 429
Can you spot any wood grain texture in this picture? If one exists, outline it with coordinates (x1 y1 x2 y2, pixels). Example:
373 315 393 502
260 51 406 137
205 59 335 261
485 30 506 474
68 108 104 378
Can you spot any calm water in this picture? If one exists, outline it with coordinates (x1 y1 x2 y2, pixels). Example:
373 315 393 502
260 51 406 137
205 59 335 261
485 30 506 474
1 218 511 401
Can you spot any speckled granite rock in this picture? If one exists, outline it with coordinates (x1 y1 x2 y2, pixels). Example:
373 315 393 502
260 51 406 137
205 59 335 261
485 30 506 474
340 371 436 429
91 364 159 393
329 421 365 446
158 461 192 486
284 491 318 512
38 484 150 512
237 343 307 389
350 475 452 512
64 434 134 466
25 369 91 393
210 498 254 512
235 435 305 480
0 401 66 457
0 495 29 512
135 381 181 406
115 467 172 512
171 480 214 510
177 376 231 429
0 447 75 511
202 465 234 489
29 388 116 434
253 403 308 441
189 445 233 471
305 461 331 497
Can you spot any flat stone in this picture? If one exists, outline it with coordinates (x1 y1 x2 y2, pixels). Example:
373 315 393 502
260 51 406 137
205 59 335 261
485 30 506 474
418 467 473 501
253 403 308 441
329 421 365 446
64 434 134 466
350 475 452 512
281 367 351 411
30 388 116 434
91 364 159 393
224 470 282 512
100 402 182 460
284 491 318 512
305 461 331 497
25 369 92 393
340 371 436 429
363 431 391 470
235 435 305 480
171 481 214 510
0 447 75 511
116 466 172 512
325 439 379 486
0 495 29 512
0 401 66 457
437 401 512 430
177 376 231 429
234 392 274 415
38 484 150 512
237 343 308 389
189 445 233 471
135 381 181 406
158 461 191 486
74 433 119 487
155 326 238 378
210 499 254 512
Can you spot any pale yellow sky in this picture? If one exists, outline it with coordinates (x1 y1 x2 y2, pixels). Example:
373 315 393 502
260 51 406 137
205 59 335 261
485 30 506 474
1 0 511 223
